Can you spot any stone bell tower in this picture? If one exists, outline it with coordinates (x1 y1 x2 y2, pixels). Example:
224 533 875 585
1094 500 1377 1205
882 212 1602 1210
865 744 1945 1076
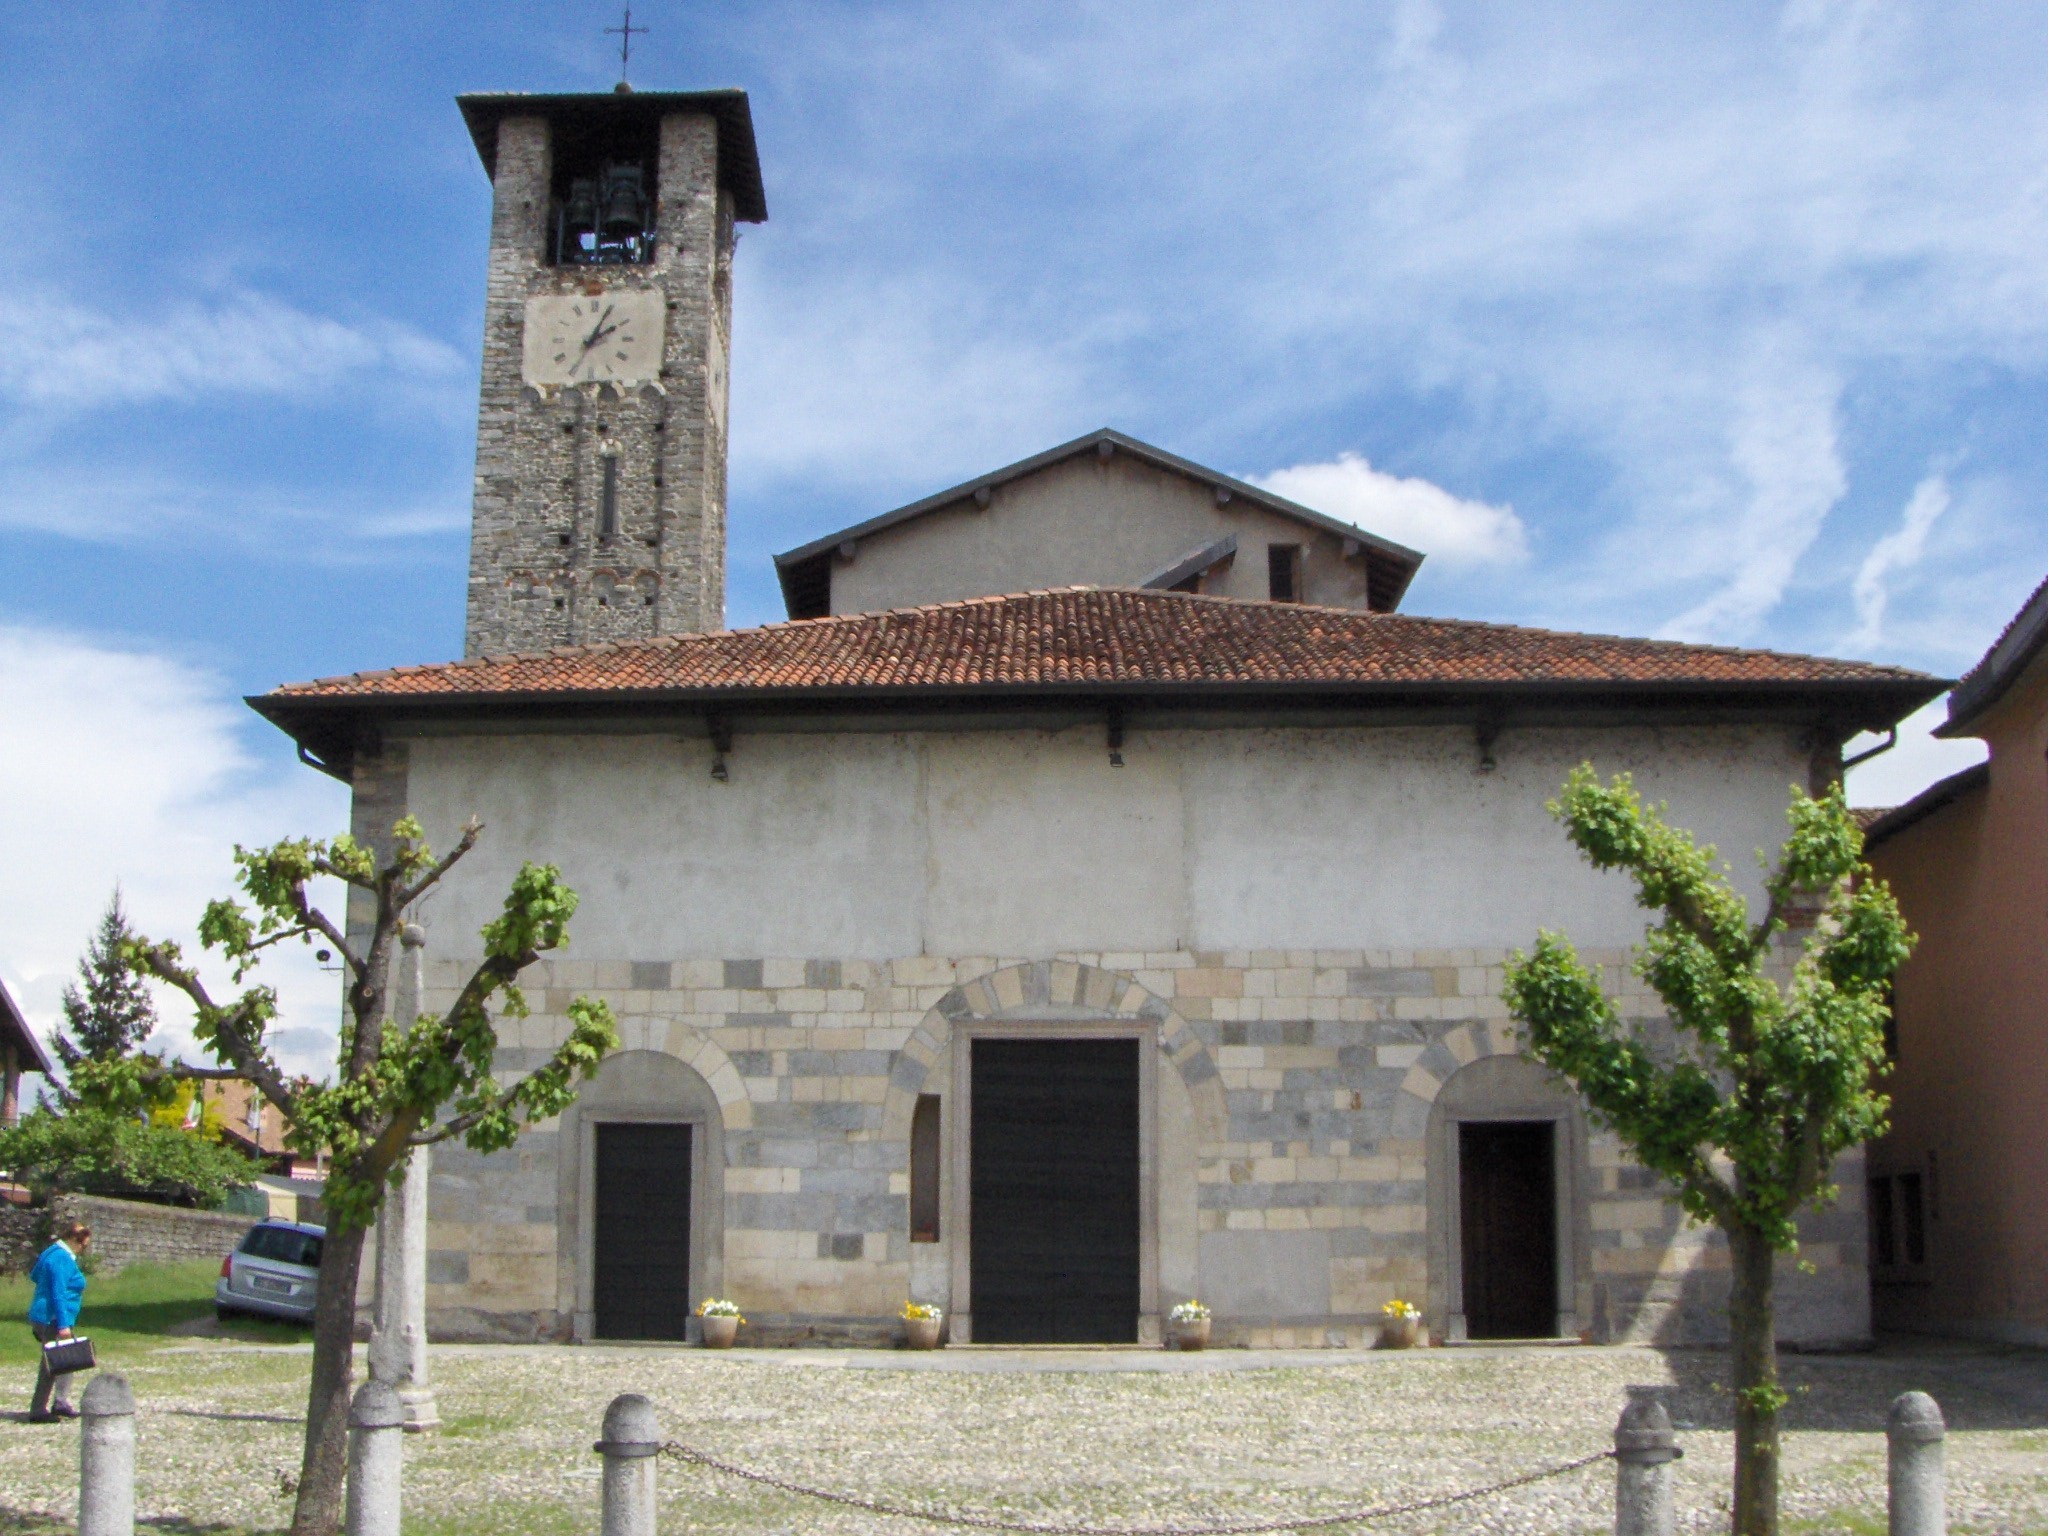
457 90 767 656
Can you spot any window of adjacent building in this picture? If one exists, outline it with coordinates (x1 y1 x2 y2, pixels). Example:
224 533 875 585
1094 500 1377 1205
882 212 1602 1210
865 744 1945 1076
910 1094 941 1242
1869 1174 1895 1266
1267 543 1303 603
1899 1171 1926 1265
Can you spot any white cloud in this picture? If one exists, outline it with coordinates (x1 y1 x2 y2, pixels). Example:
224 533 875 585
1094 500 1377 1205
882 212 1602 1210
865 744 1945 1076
0 289 462 410
0 460 466 547
1659 364 1847 642
1250 452 1527 565
1850 473 1951 648
1844 696 1985 810
0 624 348 1083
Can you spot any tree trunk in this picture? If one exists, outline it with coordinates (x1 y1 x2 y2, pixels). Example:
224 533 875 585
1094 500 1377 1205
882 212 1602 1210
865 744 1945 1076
1727 1222 1780 1536
290 1221 369 1536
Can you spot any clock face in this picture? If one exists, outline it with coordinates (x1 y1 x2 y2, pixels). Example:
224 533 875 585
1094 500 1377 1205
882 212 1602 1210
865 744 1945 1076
522 290 665 386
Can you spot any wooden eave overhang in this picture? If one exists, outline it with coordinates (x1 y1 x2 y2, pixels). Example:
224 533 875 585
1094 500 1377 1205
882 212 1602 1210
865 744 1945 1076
0 976 54 1075
254 674 1946 784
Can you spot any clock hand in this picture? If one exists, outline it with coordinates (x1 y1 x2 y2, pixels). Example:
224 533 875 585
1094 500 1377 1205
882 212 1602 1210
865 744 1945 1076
581 305 616 350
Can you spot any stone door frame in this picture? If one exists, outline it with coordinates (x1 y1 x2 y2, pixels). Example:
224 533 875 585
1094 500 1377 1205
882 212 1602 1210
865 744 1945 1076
559 1049 727 1343
1426 1055 1585 1343
947 1018 1162 1345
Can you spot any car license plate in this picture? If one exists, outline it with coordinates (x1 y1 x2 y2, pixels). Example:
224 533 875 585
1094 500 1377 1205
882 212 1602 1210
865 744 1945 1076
253 1275 291 1293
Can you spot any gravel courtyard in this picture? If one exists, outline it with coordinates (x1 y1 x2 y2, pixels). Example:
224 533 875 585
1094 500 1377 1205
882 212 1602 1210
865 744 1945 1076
3 1338 2046 1535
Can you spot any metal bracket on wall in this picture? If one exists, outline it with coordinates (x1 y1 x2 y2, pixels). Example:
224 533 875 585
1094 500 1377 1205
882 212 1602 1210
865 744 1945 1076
1106 703 1126 768
1474 713 1504 774
707 714 734 781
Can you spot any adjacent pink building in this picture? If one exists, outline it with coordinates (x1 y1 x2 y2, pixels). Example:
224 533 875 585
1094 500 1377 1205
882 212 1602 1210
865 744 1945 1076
1864 575 2048 1343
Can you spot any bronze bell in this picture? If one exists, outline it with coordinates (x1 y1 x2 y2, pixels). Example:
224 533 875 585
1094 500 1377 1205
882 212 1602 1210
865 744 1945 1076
563 178 600 235
600 164 645 235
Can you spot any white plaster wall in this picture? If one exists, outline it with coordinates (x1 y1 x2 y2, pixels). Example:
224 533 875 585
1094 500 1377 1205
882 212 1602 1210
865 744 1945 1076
1180 724 1804 951
404 732 926 957
829 454 1378 613
401 720 1805 959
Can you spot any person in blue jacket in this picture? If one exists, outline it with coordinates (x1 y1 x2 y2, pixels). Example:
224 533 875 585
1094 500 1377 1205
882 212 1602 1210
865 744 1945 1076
27 1219 92 1422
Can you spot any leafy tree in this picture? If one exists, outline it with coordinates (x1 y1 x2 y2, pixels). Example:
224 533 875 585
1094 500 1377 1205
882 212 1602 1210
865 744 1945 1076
1503 768 1908 1536
128 816 618 1536
47 890 157 1102
0 1107 262 1208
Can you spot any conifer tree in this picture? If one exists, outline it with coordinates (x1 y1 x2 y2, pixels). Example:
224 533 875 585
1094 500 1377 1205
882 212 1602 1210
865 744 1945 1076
50 890 157 1100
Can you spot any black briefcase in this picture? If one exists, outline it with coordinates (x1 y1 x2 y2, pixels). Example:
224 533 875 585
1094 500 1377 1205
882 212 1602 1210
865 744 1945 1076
41 1335 95 1375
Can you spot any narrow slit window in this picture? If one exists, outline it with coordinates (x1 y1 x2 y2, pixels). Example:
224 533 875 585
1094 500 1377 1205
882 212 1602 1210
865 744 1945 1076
1898 1172 1925 1265
599 456 620 542
1869 1175 1895 1266
910 1094 941 1242
1267 543 1302 603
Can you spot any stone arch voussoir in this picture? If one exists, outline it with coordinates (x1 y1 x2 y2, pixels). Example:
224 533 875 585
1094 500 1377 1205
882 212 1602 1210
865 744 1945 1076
646 1019 753 1132
879 960 1227 1145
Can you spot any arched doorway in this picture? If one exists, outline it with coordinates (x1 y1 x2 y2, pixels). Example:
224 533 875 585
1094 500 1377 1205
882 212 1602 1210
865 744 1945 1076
1426 1053 1586 1342
558 1048 728 1342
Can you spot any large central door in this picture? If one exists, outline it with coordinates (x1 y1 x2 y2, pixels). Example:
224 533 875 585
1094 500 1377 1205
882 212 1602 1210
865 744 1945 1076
593 1122 692 1340
1458 1120 1557 1339
971 1038 1140 1343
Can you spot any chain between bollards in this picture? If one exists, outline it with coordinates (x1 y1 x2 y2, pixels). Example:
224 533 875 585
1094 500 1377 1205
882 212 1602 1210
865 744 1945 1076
659 1437 1613 1535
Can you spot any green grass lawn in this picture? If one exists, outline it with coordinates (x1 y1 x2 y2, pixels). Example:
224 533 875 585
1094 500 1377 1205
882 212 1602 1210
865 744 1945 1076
0 1258 307 1366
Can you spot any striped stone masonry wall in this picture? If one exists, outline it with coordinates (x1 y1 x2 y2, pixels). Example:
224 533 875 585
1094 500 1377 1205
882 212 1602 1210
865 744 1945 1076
420 946 1868 1348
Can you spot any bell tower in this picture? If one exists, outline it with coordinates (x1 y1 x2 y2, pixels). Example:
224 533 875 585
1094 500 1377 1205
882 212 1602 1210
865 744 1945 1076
457 90 767 656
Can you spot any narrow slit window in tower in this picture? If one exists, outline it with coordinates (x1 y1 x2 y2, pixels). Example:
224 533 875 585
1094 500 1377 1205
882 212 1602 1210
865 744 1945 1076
600 456 620 542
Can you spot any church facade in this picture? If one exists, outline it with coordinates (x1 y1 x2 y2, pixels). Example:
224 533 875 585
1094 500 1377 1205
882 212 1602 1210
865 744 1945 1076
259 86 1938 1349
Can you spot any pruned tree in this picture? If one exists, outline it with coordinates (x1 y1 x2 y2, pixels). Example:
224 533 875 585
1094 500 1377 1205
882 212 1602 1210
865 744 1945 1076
128 816 618 1536
48 889 158 1102
1503 768 1907 1536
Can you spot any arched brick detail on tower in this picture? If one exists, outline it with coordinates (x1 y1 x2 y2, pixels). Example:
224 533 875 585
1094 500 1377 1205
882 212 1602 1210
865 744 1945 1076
878 960 1227 1145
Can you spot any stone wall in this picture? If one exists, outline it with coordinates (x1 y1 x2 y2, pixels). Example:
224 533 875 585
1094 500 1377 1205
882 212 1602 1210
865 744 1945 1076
464 110 736 657
59 1195 251 1274
422 945 1869 1350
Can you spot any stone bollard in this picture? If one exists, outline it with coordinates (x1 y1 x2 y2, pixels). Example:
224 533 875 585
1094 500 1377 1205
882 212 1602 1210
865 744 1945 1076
596 1394 662 1536
1613 1390 1681 1536
345 1379 405 1536
78 1374 136 1536
1888 1391 1946 1536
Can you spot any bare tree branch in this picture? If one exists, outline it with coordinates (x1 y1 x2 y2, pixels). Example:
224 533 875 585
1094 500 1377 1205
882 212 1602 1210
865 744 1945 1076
393 817 484 914
129 941 302 1119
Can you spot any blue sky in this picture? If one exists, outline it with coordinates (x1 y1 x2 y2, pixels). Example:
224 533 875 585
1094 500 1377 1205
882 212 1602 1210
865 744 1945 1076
1 2 2039 1067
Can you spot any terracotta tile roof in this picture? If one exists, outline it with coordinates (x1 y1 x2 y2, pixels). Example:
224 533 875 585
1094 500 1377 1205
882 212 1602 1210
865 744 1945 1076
267 587 1937 704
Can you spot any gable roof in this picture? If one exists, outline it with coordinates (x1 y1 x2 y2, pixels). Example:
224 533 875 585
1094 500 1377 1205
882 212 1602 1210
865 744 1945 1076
256 588 1942 774
1940 573 2048 736
772 429 1427 616
0 974 54 1078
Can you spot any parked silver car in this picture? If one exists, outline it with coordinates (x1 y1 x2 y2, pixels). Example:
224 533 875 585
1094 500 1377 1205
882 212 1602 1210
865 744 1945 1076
217 1218 324 1323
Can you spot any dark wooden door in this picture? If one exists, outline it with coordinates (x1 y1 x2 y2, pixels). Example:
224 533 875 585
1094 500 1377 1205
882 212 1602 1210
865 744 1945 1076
1459 1120 1557 1339
971 1038 1140 1343
593 1122 692 1340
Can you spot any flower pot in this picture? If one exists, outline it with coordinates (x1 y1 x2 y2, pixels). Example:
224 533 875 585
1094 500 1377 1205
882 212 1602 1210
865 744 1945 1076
1377 1315 1420 1350
1171 1317 1212 1352
700 1314 740 1349
904 1315 942 1350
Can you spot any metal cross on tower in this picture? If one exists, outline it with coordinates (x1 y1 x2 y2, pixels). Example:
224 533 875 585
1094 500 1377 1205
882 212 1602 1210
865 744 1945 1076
606 7 648 83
